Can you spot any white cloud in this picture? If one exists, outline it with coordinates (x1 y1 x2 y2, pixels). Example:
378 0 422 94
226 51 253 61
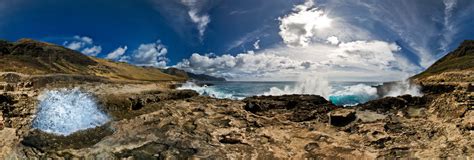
120 40 168 67
326 36 339 45
226 27 268 51
64 41 84 50
73 35 93 44
62 35 102 56
188 10 210 38
105 46 128 60
176 39 414 81
81 46 102 57
440 0 458 52
180 0 210 39
253 39 260 50
278 0 332 47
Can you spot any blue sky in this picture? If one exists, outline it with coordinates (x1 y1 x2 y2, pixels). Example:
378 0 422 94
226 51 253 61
0 0 473 81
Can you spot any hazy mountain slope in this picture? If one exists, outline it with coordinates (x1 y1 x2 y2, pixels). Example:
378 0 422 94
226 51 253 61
413 40 474 82
161 67 226 81
0 39 184 82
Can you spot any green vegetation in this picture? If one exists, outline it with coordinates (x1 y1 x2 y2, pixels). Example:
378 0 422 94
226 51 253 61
0 39 185 82
413 40 474 79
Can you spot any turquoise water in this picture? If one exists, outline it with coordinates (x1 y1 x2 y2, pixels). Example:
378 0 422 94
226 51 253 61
179 81 383 106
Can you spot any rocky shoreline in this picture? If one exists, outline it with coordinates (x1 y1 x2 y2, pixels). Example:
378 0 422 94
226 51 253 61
0 72 473 159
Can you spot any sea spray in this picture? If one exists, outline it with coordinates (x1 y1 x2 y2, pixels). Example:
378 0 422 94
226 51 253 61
177 77 423 106
32 88 109 136
177 81 236 99
383 80 423 97
263 75 332 98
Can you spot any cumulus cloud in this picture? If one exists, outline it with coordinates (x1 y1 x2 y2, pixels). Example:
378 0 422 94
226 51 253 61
326 36 339 45
176 51 308 80
176 39 412 81
105 46 128 60
278 0 332 47
327 41 399 70
62 35 102 56
81 46 102 56
120 40 168 67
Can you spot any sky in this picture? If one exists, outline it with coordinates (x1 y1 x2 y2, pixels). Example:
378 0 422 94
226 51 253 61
0 0 473 81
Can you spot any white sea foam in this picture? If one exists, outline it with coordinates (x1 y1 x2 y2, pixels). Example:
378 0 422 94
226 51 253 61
263 76 332 98
178 75 422 106
177 81 236 99
32 88 109 136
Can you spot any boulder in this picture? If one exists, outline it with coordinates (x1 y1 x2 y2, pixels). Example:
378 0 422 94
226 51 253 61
328 109 356 127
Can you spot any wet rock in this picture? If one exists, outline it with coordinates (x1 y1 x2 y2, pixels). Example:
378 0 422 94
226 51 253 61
358 94 426 114
21 125 114 151
421 84 456 94
162 89 199 100
243 95 336 122
329 109 356 127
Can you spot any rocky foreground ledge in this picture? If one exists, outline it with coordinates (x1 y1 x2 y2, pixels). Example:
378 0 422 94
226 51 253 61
0 72 473 159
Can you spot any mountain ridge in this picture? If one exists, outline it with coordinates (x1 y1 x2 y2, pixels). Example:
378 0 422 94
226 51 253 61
412 40 474 82
0 39 184 82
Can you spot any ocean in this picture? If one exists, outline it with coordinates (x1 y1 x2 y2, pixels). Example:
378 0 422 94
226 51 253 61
178 80 392 106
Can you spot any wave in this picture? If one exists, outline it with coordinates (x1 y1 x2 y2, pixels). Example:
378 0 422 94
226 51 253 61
329 84 379 106
177 82 241 99
178 76 422 106
263 76 332 98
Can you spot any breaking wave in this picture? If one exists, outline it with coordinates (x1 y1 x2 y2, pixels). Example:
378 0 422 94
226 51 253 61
179 76 422 106
328 84 378 106
177 81 237 99
263 76 332 98
32 88 110 136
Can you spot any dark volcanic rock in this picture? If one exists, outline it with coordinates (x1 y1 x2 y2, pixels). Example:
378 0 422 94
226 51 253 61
329 109 357 127
100 89 199 120
358 95 426 114
21 125 114 152
420 83 456 94
243 95 336 122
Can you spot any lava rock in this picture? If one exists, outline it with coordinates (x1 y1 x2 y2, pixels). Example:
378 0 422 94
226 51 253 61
329 109 357 127
243 95 336 122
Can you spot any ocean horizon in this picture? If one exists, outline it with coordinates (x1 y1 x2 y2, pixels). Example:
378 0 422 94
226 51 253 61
178 80 419 106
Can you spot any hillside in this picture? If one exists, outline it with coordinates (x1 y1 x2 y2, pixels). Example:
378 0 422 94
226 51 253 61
0 39 185 82
412 40 474 82
161 67 226 81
